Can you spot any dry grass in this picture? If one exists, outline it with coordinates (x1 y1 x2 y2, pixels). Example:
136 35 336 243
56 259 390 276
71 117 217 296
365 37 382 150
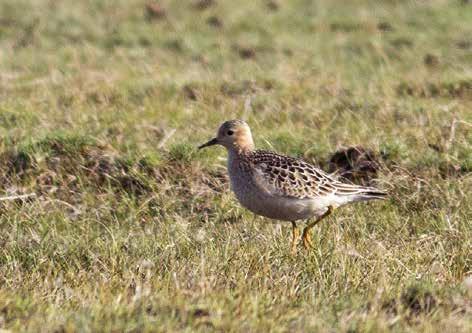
0 0 471 331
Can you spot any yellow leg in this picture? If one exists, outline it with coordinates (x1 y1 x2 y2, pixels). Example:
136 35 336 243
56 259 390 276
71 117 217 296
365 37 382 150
290 221 299 254
302 205 334 250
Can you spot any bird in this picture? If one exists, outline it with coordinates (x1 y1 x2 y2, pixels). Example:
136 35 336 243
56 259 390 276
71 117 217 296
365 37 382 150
198 120 386 252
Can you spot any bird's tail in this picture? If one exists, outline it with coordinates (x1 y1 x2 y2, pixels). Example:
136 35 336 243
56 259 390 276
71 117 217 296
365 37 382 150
334 183 387 204
351 188 387 202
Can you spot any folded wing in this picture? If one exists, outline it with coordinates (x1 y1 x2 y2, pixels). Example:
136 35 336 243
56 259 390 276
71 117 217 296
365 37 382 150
249 150 386 203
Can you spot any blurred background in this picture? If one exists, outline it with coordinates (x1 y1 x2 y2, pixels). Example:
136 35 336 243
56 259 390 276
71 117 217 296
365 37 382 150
0 0 471 331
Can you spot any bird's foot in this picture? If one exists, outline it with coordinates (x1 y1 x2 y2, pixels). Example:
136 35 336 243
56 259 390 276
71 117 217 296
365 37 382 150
290 221 300 254
302 229 313 250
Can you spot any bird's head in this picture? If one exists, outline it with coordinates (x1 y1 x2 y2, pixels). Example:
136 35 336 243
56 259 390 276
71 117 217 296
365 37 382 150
198 119 255 152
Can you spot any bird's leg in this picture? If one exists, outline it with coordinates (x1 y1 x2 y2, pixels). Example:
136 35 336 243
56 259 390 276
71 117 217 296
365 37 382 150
290 221 299 254
302 205 334 250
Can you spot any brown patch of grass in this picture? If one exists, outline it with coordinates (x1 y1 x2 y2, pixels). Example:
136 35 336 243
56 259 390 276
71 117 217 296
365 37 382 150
396 80 472 99
193 0 215 11
236 46 256 59
220 80 255 96
424 53 440 67
0 138 155 197
206 16 223 28
182 84 198 101
381 286 438 319
401 286 437 316
456 39 471 49
330 21 363 33
391 37 414 48
377 21 394 32
266 0 279 11
145 2 167 21
327 146 382 185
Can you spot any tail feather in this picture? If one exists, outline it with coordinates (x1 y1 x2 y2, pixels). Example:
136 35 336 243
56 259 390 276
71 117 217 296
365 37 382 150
335 183 387 204
352 189 387 202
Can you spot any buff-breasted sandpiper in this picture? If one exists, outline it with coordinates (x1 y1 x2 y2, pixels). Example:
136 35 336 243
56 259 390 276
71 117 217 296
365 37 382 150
199 120 386 252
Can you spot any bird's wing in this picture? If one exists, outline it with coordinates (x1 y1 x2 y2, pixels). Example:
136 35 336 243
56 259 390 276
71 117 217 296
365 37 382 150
249 150 340 199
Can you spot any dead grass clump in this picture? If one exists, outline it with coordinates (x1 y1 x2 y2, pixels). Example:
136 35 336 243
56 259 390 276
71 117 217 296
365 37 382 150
193 0 215 11
330 21 363 33
182 84 199 101
0 135 154 197
266 1 279 11
84 151 154 196
150 159 227 222
86 90 124 106
328 146 382 185
456 39 471 49
206 16 223 28
401 286 437 316
0 150 32 178
331 98 378 114
219 79 274 97
383 165 456 215
437 160 472 179
396 80 472 99
201 169 228 194
442 80 472 98
377 21 393 32
381 285 437 319
145 2 167 21
424 53 440 67
390 37 414 49
163 39 184 53
220 80 255 96
236 46 256 60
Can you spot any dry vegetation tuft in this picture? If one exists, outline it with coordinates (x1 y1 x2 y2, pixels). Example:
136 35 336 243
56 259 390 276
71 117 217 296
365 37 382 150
0 0 471 331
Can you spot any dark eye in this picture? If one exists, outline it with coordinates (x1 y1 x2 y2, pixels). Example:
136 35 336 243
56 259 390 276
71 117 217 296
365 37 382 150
227 130 234 136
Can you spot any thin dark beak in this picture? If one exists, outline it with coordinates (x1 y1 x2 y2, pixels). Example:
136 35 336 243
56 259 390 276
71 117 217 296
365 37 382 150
198 138 218 150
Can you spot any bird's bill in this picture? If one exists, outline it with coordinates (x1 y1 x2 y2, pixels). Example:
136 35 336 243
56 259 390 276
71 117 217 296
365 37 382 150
198 138 218 149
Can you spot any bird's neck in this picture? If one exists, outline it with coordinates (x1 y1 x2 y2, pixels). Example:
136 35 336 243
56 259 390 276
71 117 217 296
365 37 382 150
232 135 255 154
227 146 253 178
228 144 254 158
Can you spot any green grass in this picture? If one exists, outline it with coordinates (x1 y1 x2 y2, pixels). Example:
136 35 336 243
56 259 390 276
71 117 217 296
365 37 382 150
0 0 471 331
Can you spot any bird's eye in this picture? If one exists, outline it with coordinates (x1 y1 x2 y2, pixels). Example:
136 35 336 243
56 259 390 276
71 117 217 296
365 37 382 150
227 130 234 136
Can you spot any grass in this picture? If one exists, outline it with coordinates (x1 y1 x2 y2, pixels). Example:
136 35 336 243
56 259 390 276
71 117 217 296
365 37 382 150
0 0 471 331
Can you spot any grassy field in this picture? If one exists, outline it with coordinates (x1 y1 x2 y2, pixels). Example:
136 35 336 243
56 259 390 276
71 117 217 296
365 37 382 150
0 0 471 331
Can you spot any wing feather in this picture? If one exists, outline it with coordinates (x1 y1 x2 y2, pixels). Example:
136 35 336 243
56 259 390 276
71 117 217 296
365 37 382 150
249 150 338 199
